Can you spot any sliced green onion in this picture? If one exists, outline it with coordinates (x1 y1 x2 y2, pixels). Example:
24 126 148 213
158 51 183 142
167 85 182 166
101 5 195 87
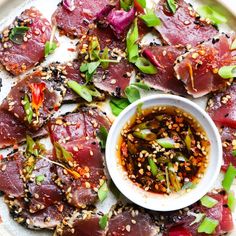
228 191 236 211
98 181 108 202
125 86 141 103
200 195 218 208
218 65 236 79
26 135 36 156
136 102 143 116
184 128 192 150
165 166 170 193
87 61 101 74
9 26 29 44
231 39 236 50
168 163 181 191
109 98 130 116
167 0 177 13
131 82 150 90
101 47 109 69
99 215 108 230
120 0 133 11
35 175 45 184
126 18 139 63
232 150 236 157
67 80 92 102
54 142 73 164
97 126 108 149
23 94 33 124
197 5 227 25
136 0 146 8
135 57 157 75
88 36 100 61
188 212 205 226
140 9 161 27
197 217 219 234
44 41 57 57
222 164 236 192
133 129 157 141
148 158 158 176
157 138 177 148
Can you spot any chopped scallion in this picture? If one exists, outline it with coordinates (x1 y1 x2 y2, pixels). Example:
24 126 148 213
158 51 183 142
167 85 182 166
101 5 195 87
109 98 130 116
228 191 236 211
139 10 161 27
157 138 177 149
135 57 157 74
44 41 57 57
232 150 236 157
98 181 109 202
222 164 236 192
167 0 177 13
23 94 33 124
200 195 218 208
9 26 29 44
99 215 108 230
35 175 45 184
97 126 108 149
197 217 219 234
124 85 141 103
148 158 158 176
218 65 236 79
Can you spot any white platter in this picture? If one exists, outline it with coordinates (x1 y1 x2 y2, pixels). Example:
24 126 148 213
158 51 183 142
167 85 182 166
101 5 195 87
0 0 236 235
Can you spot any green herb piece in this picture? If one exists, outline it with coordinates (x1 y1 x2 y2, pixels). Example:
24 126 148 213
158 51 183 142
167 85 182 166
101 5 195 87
26 135 45 157
197 6 227 25
23 94 33 124
54 142 73 164
9 26 29 44
88 36 100 61
136 102 143 116
222 164 236 192
44 41 57 57
218 65 236 79
232 150 236 157
197 217 219 234
167 0 177 13
228 191 236 211
188 212 205 226
148 158 158 176
136 0 146 8
157 138 177 148
133 129 157 141
126 18 139 63
168 163 181 191
231 39 236 50
99 215 108 230
140 10 161 27
88 61 101 74
200 195 218 208
131 82 150 90
165 166 170 193
98 181 108 202
185 128 192 150
110 98 130 116
35 175 45 184
67 80 93 102
101 47 109 69
97 126 108 149
135 57 158 74
120 0 133 11
125 86 141 103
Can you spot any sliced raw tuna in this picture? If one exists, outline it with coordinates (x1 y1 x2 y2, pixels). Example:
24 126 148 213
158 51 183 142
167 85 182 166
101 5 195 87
27 158 63 213
175 34 236 97
55 211 105 236
154 0 218 46
0 109 47 149
0 152 24 197
207 82 236 128
93 59 133 97
6 197 73 230
0 7 55 75
1 64 66 131
107 204 158 236
142 45 187 95
52 0 117 38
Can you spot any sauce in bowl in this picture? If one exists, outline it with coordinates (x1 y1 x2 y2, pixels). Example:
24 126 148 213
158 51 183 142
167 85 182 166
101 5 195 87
119 105 210 195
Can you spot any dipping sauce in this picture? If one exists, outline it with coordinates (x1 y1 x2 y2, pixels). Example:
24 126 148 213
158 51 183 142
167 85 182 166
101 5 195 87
119 106 210 194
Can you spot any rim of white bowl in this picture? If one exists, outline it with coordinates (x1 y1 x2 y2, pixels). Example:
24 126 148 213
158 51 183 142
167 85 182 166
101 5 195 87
105 94 222 211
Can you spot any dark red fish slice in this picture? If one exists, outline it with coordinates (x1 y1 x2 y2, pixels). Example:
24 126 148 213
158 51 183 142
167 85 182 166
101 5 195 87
207 83 236 129
175 34 236 97
0 109 47 149
1 65 66 131
0 152 24 197
0 7 54 75
154 0 218 46
93 59 133 97
55 211 105 236
142 45 187 95
27 158 63 213
52 0 117 38
107 205 158 236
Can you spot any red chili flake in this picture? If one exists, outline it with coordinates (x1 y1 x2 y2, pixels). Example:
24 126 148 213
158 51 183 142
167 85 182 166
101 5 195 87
67 47 76 52
29 82 46 112
0 154 3 160
54 104 59 111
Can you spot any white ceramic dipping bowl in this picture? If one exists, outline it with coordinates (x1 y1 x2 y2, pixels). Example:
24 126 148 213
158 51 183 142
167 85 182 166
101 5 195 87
105 94 222 211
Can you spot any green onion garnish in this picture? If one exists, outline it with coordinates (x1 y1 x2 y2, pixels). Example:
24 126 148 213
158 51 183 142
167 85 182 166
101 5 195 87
148 158 158 176
200 195 218 208
44 41 57 57
197 217 219 234
136 0 146 8
23 94 33 124
9 26 29 44
218 65 236 79
35 175 45 184
228 191 236 211
157 137 177 148
120 0 133 11
135 57 158 74
232 150 236 157
139 10 161 27
131 82 150 90
167 0 177 13
125 85 141 103
97 126 108 149
99 214 108 230
98 181 109 202
109 98 130 116
188 212 205 226
133 129 157 141
222 164 236 192
54 142 73 163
